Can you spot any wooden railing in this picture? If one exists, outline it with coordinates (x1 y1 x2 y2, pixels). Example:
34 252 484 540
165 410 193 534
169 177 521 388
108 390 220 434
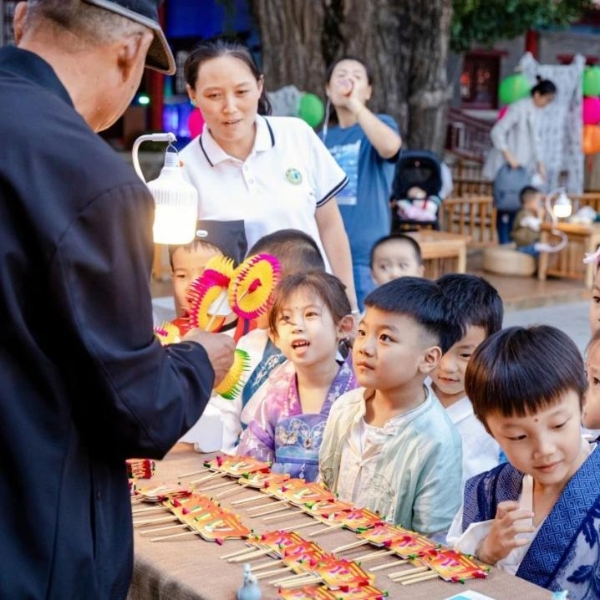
445 108 493 164
441 195 497 247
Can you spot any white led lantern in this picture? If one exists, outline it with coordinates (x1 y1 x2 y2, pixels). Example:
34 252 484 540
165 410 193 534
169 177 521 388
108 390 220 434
132 133 198 245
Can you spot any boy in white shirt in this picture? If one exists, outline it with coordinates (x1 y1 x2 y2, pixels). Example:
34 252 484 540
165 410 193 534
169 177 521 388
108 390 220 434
431 274 503 484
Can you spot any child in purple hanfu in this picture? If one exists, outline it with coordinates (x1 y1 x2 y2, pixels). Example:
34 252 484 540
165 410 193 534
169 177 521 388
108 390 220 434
236 271 357 482
447 326 600 600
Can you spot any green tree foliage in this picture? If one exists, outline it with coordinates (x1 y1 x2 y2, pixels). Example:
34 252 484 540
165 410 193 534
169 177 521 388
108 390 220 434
451 0 594 53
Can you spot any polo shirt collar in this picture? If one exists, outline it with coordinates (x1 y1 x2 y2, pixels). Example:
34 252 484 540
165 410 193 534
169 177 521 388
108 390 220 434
199 115 275 167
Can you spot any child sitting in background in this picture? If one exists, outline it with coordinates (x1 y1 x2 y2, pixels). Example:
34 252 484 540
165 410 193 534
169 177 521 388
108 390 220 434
510 186 544 257
237 271 357 481
431 274 503 484
448 326 598 600
169 219 248 339
319 277 464 537
370 233 424 286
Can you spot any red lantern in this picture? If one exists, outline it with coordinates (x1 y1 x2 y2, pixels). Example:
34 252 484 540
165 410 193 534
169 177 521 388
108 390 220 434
583 97 600 125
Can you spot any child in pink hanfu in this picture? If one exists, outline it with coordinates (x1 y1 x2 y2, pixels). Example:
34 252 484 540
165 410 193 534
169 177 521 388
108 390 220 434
236 271 357 482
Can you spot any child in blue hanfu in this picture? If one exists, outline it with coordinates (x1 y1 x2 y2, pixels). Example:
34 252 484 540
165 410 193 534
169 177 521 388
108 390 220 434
236 271 357 482
447 325 600 600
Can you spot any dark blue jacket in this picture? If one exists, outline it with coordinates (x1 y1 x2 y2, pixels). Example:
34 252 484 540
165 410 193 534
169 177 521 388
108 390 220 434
0 46 214 599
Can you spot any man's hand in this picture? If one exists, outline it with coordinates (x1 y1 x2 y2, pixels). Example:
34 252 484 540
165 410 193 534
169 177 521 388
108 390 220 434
476 500 535 565
182 329 235 386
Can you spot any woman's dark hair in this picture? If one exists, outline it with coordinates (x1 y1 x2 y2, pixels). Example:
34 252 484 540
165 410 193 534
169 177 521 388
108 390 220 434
268 271 350 337
184 39 272 116
531 77 557 97
465 326 587 427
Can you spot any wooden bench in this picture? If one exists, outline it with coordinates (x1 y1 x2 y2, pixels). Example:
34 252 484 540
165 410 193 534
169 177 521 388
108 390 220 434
440 195 497 247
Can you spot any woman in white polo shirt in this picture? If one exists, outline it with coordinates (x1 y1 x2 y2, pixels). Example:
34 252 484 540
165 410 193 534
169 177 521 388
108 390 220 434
180 39 358 313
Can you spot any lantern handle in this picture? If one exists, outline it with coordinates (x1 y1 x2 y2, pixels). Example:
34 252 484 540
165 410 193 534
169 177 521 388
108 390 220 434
131 133 177 183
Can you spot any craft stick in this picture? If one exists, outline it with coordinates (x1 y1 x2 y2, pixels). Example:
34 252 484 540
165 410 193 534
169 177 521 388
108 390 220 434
150 529 201 542
261 509 305 522
249 505 293 518
308 522 346 537
189 471 225 485
369 559 408 572
399 572 439 585
254 567 293 580
332 539 371 553
220 545 258 560
133 516 177 527
389 566 430 581
247 500 285 512
353 549 397 562
228 548 274 563
139 523 189 535
230 494 267 506
279 521 322 532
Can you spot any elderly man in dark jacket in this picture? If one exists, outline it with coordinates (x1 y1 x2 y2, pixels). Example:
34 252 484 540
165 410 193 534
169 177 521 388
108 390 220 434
0 1 235 598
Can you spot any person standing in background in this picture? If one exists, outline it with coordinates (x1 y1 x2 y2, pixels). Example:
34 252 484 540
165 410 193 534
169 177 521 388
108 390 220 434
483 77 556 244
0 1 234 597
181 40 359 314
322 57 402 310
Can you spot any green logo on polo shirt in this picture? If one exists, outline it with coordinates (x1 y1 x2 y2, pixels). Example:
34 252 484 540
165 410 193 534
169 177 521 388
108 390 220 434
285 168 302 185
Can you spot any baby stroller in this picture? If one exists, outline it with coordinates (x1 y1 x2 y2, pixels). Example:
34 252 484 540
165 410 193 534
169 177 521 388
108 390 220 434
390 150 444 232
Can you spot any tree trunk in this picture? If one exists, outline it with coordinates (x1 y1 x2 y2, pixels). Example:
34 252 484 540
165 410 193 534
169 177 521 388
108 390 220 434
249 0 452 154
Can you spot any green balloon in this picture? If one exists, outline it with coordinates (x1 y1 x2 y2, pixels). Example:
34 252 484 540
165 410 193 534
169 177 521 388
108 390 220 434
298 93 325 128
583 66 600 98
498 73 530 105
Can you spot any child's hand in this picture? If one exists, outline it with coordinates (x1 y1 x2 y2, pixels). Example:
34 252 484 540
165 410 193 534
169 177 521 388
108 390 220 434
476 500 535 565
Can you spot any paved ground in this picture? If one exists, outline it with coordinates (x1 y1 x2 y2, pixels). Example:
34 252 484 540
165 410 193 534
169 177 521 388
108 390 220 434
503 300 590 354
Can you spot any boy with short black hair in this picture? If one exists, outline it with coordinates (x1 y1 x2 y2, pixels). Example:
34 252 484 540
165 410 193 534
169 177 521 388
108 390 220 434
319 277 463 537
447 326 598 600
431 273 504 484
370 233 424 286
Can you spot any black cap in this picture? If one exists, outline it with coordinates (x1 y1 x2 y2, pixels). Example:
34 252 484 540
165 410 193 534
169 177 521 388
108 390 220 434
82 0 175 75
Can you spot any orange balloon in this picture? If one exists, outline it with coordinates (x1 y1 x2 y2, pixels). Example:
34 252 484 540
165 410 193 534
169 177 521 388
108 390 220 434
583 124 600 154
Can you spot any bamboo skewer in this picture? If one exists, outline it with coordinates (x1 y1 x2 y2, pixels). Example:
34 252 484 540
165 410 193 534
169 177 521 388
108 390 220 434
230 494 266 506
261 509 305 522
269 571 319 585
250 559 283 572
227 548 274 563
177 468 208 479
254 567 294 580
150 529 201 542
274 575 322 589
332 539 370 553
197 480 236 492
139 523 189 535
246 500 285 512
369 559 408 572
399 572 439 585
220 545 257 560
308 522 346 537
389 566 430 581
214 486 247 500
353 549 396 562
189 471 225 485
249 505 293 518
133 516 177 527
279 521 322 532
